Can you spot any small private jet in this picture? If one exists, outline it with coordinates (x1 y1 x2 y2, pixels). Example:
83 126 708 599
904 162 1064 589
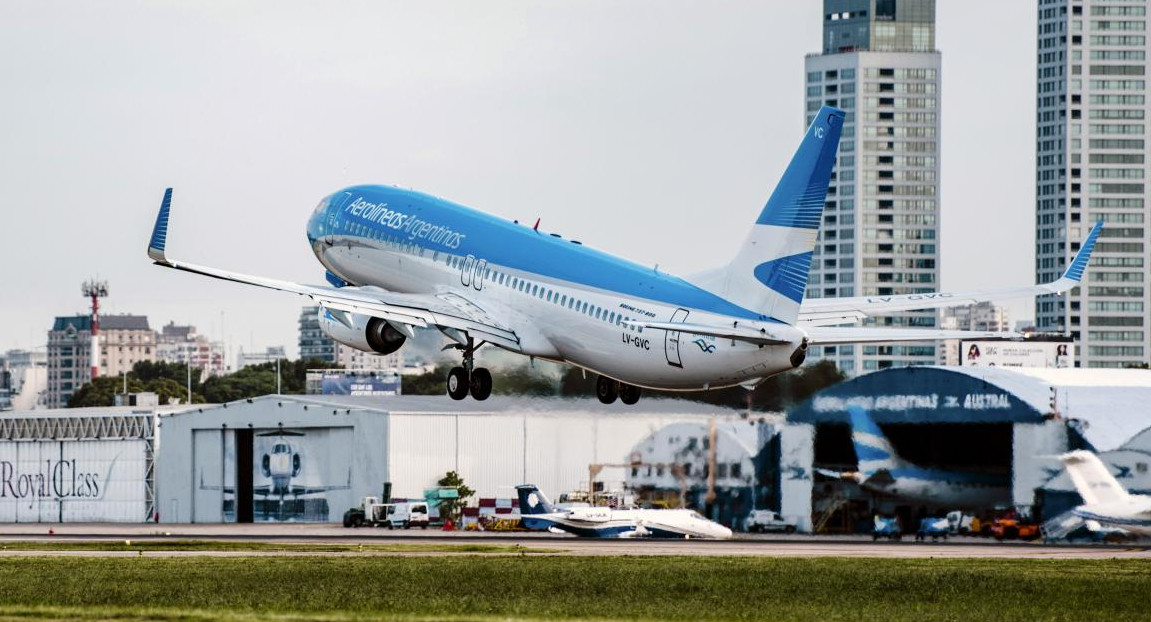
1060 450 1151 537
515 484 732 539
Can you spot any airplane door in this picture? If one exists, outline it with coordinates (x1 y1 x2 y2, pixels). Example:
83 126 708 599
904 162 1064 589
461 255 475 287
665 308 690 368
473 259 487 291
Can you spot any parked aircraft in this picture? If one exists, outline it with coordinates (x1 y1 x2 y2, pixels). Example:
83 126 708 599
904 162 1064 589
515 484 732 539
146 105 1101 403
825 406 1011 509
1060 450 1151 536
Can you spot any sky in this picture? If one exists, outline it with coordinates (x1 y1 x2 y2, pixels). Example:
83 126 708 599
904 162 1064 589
0 1 1037 361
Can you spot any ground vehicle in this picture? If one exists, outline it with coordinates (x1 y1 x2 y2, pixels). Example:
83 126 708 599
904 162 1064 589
945 510 981 535
745 510 798 533
991 515 1039 541
915 517 950 542
390 501 430 529
343 497 393 528
343 498 430 529
872 515 902 541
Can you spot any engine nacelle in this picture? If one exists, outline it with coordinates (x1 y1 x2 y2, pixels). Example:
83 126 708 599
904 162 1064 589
317 309 407 355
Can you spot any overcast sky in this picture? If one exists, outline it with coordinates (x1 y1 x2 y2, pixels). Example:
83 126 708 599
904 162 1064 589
0 1 1036 360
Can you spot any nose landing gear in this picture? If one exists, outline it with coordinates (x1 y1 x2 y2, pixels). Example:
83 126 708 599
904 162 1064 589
446 337 493 401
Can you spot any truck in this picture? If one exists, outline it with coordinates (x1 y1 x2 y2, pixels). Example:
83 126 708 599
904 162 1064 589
343 497 430 529
744 510 798 533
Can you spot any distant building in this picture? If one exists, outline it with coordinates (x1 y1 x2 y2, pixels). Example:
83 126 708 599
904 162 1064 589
236 346 286 370
804 0 942 376
1035 0 1151 368
46 315 155 409
0 349 47 411
298 306 403 371
156 322 227 380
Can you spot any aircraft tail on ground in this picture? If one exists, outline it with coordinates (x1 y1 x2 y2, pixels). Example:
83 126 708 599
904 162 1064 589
515 484 558 515
849 406 903 481
1060 450 1131 506
690 106 844 325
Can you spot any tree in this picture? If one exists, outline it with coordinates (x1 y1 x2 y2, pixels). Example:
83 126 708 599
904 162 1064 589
491 365 556 396
435 470 475 523
403 364 451 395
67 376 145 408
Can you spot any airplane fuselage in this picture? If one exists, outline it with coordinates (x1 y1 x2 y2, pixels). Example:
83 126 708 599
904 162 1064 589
864 467 1010 509
524 507 733 539
1073 499 1151 537
306 185 804 390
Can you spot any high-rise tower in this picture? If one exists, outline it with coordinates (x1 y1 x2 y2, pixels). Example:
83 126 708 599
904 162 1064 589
804 0 942 375
1036 0 1150 368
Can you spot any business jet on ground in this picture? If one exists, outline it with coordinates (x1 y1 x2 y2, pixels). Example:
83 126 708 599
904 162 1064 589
515 484 732 539
1060 450 1151 537
819 406 1010 509
146 105 1100 404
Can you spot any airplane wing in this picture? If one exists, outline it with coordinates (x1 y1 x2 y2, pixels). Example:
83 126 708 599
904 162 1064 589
146 189 521 352
252 485 273 496
289 484 352 496
797 221 1102 327
805 326 1019 346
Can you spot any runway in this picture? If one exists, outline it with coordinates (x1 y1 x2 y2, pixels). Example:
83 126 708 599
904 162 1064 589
1 523 1148 559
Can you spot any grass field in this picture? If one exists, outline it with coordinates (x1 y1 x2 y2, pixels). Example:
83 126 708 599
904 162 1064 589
0 555 1149 621
0 539 539 554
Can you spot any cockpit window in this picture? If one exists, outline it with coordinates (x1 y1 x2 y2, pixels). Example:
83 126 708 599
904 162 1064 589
273 443 289 453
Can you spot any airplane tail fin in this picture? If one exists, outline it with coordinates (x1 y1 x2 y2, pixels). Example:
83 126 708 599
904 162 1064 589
849 406 902 481
1060 450 1131 506
515 484 557 515
689 106 843 325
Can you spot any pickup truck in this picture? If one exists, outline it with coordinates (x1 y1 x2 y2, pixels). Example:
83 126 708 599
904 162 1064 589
745 510 798 533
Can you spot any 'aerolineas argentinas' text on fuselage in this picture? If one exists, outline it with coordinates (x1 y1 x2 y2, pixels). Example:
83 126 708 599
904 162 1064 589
344 197 467 250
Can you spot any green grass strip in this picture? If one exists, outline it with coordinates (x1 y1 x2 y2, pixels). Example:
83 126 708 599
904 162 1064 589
0 540 537 554
0 556 1148 621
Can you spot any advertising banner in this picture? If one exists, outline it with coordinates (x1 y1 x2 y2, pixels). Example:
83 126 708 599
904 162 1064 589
961 341 1073 368
320 373 401 396
0 440 148 522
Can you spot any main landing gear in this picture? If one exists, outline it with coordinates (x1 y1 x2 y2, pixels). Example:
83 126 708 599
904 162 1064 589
596 375 642 405
446 338 493 401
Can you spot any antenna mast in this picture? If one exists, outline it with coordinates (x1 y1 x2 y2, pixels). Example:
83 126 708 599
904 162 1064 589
81 280 109 380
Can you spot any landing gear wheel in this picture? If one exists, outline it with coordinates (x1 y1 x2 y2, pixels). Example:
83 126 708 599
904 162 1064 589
619 384 642 405
447 367 470 400
596 376 619 404
470 367 493 401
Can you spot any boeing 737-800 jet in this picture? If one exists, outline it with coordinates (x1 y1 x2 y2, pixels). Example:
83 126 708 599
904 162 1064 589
146 106 1101 403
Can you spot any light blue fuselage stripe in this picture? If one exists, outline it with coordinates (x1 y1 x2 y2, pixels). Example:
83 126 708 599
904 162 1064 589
312 185 781 322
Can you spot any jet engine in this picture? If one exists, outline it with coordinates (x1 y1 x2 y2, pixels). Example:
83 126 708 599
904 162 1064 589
317 308 407 355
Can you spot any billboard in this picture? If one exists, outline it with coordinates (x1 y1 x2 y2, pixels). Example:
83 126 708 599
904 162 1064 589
319 373 401 396
961 341 1073 368
0 440 149 522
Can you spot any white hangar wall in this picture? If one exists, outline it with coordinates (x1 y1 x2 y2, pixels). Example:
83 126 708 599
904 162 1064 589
158 395 739 523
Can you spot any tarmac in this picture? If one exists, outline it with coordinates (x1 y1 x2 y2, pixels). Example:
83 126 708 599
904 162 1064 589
1 523 1149 559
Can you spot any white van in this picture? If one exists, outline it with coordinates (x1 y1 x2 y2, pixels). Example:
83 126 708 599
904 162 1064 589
389 501 430 529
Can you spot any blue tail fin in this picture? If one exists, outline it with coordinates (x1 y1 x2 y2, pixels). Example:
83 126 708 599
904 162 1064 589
848 406 902 480
689 106 844 324
515 484 556 515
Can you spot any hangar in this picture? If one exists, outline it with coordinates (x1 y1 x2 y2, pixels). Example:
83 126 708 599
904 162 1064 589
155 395 742 524
787 366 1151 532
0 403 195 523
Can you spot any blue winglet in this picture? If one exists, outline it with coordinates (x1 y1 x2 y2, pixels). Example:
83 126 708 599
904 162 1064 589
1061 220 1103 282
147 188 173 262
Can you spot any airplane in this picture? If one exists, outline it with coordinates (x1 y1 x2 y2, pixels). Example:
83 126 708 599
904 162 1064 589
1059 450 1151 537
145 105 1102 404
515 484 733 539
820 406 1010 509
